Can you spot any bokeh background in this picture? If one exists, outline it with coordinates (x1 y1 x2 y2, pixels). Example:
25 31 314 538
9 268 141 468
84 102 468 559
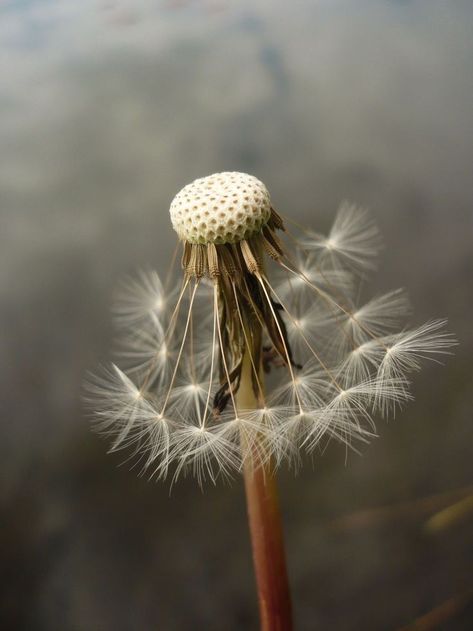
1 1 472 629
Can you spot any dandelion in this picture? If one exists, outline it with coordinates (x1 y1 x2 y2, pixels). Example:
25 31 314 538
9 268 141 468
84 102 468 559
85 171 455 630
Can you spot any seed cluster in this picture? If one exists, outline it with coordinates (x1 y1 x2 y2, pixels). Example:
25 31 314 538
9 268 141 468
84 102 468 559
169 172 272 244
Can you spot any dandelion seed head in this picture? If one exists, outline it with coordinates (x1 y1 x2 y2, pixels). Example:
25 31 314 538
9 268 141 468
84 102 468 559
85 172 456 482
169 171 271 245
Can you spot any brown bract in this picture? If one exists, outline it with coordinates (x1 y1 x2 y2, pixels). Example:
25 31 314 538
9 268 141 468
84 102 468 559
178 200 294 417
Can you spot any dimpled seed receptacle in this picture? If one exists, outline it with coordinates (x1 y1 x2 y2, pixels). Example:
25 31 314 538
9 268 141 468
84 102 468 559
169 172 272 245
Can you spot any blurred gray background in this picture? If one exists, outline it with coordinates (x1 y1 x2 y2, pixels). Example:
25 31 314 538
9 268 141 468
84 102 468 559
1 1 472 629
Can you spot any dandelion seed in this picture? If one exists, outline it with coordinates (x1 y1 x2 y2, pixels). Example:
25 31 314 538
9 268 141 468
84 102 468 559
299 201 383 271
112 269 178 341
85 171 456 630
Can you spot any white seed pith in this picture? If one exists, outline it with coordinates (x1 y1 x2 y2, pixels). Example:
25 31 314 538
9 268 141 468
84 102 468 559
169 172 272 244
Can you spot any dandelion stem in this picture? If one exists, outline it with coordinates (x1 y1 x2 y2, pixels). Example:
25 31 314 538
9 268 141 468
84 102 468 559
238 350 293 631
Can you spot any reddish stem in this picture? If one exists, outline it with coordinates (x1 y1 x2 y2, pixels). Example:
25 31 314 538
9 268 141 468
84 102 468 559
243 462 293 631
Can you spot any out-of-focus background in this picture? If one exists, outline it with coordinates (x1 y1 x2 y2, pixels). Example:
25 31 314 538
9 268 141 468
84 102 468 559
1 1 472 629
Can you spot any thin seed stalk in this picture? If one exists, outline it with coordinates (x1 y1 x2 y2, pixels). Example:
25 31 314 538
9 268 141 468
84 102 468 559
237 351 293 631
